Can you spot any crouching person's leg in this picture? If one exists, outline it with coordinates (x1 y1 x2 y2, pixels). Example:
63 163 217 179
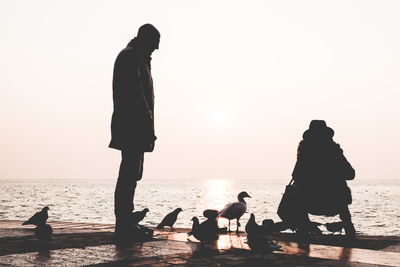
294 209 312 241
339 205 356 239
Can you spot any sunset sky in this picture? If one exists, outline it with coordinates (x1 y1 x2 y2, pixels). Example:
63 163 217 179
0 0 399 180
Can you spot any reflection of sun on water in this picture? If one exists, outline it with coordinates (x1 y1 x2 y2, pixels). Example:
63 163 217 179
205 179 231 228
217 217 226 229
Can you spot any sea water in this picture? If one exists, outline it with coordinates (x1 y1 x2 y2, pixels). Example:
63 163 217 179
0 179 399 236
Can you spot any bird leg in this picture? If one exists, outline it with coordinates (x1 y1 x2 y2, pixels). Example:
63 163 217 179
228 220 231 233
236 218 240 234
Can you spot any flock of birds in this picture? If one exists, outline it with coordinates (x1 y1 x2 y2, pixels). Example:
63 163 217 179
22 191 346 251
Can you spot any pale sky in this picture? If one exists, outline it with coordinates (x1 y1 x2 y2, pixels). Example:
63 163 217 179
0 0 399 180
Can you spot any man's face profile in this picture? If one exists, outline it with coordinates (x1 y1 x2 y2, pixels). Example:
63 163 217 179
145 35 160 55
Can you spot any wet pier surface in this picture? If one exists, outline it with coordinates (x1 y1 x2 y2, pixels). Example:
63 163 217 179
0 220 399 266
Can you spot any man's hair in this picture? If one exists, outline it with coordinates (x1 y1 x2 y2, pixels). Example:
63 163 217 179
137 24 160 40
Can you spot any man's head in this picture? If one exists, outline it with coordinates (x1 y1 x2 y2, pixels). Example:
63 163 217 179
136 24 160 55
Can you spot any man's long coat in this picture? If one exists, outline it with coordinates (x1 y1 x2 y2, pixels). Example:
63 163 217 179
109 44 155 151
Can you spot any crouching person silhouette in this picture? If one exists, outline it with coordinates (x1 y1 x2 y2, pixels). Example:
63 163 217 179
291 120 356 239
109 24 160 243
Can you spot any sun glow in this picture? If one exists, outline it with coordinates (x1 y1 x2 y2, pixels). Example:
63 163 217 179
204 179 230 210
212 110 228 126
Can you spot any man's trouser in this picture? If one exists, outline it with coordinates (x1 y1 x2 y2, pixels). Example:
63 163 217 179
114 150 144 235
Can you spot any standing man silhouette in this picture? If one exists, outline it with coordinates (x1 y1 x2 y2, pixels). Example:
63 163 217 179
109 24 160 242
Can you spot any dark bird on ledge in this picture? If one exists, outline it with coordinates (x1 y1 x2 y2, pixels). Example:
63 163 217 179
245 213 282 253
188 216 218 242
157 208 182 231
260 219 275 234
203 209 219 220
22 206 49 226
131 208 149 224
325 221 344 234
246 213 261 237
218 191 251 233
34 224 53 242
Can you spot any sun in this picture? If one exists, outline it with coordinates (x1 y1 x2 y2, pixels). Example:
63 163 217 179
212 110 228 126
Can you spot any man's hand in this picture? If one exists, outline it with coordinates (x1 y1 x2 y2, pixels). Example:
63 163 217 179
147 141 155 152
144 135 157 152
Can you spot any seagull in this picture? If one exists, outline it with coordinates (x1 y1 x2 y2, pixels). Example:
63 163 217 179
131 208 149 224
157 208 182 231
218 191 251 233
34 224 53 242
188 216 218 242
22 206 49 226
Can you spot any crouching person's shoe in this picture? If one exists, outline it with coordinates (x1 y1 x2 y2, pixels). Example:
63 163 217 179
296 228 310 242
344 222 356 240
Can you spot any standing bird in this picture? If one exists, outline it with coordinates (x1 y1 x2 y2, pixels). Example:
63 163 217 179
131 208 149 224
22 206 50 226
246 213 261 237
218 191 251 233
157 208 182 231
188 216 218 242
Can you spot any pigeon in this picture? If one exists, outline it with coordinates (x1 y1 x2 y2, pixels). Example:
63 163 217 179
260 219 275 234
203 209 227 234
34 224 53 242
22 206 49 226
131 208 149 224
157 208 182 230
244 214 282 252
245 213 261 237
203 209 219 220
325 221 344 234
262 219 274 228
218 191 251 233
188 216 218 242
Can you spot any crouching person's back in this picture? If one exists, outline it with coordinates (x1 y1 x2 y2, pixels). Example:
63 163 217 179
292 120 356 239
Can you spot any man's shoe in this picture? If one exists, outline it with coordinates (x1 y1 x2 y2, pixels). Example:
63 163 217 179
116 223 153 243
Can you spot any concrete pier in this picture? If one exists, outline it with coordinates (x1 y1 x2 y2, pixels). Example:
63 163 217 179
0 220 399 266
